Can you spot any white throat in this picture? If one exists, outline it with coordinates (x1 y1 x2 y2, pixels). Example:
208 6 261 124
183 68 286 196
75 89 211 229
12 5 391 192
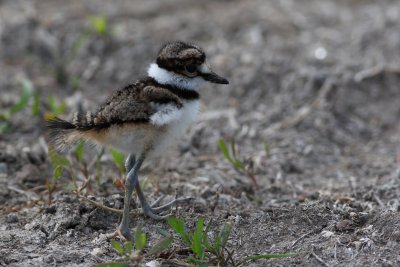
147 63 205 90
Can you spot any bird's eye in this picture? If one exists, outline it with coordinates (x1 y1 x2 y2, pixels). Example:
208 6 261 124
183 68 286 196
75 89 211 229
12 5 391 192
185 64 197 73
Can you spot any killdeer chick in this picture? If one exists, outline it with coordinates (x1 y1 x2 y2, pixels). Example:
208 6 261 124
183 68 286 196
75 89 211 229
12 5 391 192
47 41 229 240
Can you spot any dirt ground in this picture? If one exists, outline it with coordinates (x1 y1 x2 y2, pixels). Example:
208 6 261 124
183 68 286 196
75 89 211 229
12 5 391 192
1 0 400 266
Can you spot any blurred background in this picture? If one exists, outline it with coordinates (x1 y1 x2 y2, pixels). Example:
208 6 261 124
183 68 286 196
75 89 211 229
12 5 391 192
1 0 399 266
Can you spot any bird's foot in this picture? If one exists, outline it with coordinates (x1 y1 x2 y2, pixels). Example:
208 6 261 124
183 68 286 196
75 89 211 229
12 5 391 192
141 196 193 220
106 224 134 241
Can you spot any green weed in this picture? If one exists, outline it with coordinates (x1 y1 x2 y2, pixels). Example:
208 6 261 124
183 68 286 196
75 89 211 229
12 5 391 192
89 15 108 35
32 91 40 117
45 95 67 119
47 143 105 203
218 138 260 190
99 225 173 267
110 148 125 174
94 148 105 186
47 147 71 204
167 216 295 266
109 148 126 190
68 15 108 61
0 78 34 133
55 15 109 88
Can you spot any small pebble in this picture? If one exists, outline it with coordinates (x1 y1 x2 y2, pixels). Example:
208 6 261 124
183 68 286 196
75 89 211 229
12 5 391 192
321 230 334 238
83 227 92 235
353 240 362 250
193 198 207 213
25 221 39 230
335 219 354 232
6 213 18 223
146 260 161 267
91 247 103 256
45 205 57 214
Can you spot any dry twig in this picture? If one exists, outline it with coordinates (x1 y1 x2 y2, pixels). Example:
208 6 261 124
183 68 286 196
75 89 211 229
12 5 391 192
311 246 330 267
354 64 400 82
291 230 314 248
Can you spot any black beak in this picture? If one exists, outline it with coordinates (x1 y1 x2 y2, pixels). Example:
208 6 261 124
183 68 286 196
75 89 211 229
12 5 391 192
202 71 229 84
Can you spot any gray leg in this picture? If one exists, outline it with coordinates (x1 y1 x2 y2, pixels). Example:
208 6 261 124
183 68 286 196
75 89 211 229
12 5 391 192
135 182 193 220
117 154 145 240
125 154 136 172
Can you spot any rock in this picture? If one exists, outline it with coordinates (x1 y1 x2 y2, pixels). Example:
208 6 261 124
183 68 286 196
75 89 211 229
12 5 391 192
321 230 334 238
192 198 207 213
90 247 103 257
335 219 354 232
6 213 18 223
25 221 39 230
45 205 57 214
146 260 162 267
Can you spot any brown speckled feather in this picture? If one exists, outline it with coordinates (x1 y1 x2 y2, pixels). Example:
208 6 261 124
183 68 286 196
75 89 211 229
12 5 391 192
47 77 199 150
72 78 191 131
46 41 227 153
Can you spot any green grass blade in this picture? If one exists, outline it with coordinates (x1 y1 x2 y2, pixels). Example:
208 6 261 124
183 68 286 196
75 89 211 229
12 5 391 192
237 253 297 266
233 159 245 170
55 102 67 116
89 15 107 35
123 241 132 254
218 222 232 248
0 122 10 134
48 148 70 168
95 148 104 185
48 95 56 113
53 165 64 180
203 220 214 253
192 217 205 260
134 225 146 251
167 216 191 246
111 240 124 255
74 141 85 162
187 256 207 266
217 138 234 164
157 228 169 237
230 139 238 160
69 32 89 59
47 95 67 117
213 233 221 255
147 236 173 256
10 79 33 115
110 148 125 173
32 91 40 117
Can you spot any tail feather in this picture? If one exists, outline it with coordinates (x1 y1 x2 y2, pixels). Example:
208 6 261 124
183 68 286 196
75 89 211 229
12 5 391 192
47 117 80 151
47 117 76 130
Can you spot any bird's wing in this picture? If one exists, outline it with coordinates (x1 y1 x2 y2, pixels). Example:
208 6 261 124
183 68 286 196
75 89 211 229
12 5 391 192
143 85 184 126
72 84 184 130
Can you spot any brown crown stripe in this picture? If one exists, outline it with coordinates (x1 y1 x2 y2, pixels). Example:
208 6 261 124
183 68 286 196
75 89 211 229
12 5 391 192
156 41 206 72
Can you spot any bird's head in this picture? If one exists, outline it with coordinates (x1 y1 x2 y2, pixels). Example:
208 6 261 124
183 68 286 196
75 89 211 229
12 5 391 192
148 41 229 90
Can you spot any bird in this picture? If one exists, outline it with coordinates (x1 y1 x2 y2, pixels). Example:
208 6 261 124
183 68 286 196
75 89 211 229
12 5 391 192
47 41 229 241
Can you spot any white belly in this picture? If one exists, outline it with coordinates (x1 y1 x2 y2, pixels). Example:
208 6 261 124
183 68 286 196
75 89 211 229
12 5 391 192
101 100 199 158
150 100 200 157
